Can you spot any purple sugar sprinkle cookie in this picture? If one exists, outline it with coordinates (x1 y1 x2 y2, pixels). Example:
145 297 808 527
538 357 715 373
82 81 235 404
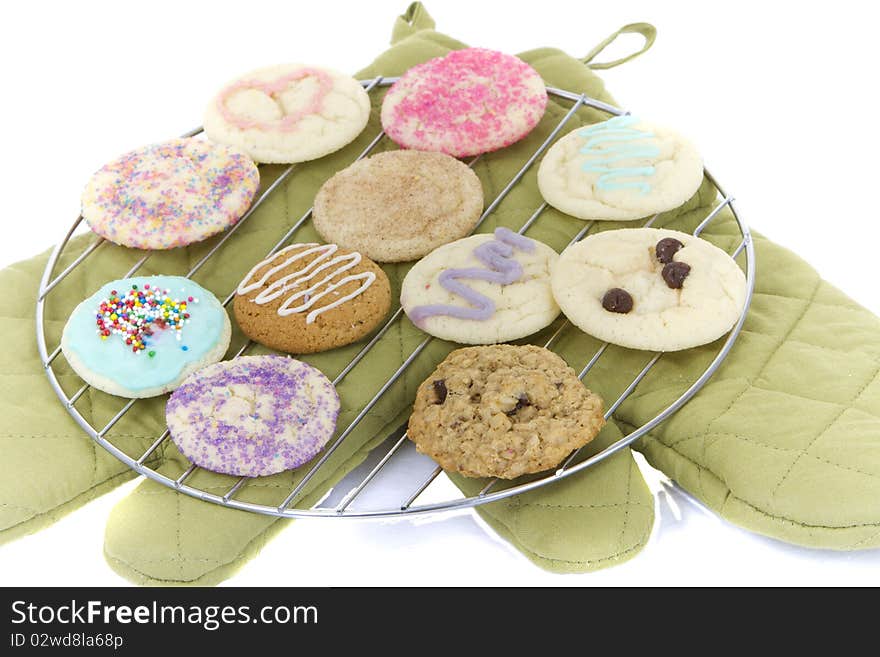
166 355 340 477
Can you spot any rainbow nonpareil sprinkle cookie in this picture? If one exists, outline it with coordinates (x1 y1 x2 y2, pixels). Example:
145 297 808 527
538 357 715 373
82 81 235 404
203 63 371 164
381 48 547 157
400 228 560 344
166 356 340 477
61 276 231 398
81 138 259 250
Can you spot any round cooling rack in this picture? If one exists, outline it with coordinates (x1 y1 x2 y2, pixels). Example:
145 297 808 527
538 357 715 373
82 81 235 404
35 78 756 519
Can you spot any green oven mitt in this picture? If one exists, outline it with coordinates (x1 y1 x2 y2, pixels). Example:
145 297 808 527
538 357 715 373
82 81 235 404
620 205 880 549
1 3 656 585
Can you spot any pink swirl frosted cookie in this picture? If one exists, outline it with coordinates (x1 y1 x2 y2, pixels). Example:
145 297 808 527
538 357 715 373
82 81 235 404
381 48 547 157
166 356 340 477
82 138 259 250
204 63 371 164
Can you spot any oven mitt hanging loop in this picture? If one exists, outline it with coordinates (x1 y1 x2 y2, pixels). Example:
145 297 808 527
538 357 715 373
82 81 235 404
582 22 657 69
391 1 437 43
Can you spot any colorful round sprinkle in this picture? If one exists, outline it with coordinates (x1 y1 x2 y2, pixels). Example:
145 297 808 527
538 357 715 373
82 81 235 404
95 284 198 353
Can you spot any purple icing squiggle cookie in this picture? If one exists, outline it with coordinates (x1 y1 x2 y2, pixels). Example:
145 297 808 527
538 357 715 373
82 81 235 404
408 227 535 326
166 355 340 477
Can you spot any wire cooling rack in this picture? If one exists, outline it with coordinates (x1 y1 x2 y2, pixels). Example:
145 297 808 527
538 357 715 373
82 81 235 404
35 78 755 518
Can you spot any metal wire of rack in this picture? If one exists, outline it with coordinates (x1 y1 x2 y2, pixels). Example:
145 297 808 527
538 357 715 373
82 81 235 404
35 78 756 519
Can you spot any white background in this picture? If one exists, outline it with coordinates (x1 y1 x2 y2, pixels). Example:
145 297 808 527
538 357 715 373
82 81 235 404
1 0 879 586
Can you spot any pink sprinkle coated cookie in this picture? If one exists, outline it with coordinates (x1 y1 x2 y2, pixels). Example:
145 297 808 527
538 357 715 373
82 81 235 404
381 48 548 157
81 138 259 250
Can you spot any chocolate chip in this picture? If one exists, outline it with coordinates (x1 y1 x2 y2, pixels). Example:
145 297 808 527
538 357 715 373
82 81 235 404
662 261 691 289
655 237 684 264
506 393 531 416
602 288 634 314
432 379 448 404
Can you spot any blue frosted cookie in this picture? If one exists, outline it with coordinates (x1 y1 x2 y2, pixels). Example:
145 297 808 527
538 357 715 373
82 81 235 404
61 276 231 398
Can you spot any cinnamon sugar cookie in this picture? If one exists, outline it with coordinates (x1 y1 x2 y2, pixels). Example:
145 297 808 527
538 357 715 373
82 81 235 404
233 243 391 354
312 150 483 262
408 345 605 479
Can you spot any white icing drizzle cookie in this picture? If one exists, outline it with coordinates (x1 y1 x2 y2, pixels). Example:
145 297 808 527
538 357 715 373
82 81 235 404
237 243 376 324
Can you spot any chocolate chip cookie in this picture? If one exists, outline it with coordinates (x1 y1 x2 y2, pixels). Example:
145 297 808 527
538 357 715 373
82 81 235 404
551 227 747 351
407 344 605 479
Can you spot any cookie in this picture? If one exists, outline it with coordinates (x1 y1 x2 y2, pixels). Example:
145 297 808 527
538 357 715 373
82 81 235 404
401 228 560 344
233 243 391 354
537 116 704 221
61 276 231 398
166 356 340 477
82 138 259 250
312 150 483 262
551 227 747 351
408 345 605 479
203 63 371 164
381 48 547 157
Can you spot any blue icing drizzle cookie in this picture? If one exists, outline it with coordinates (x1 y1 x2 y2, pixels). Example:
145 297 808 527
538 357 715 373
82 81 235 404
537 116 704 222
61 275 231 398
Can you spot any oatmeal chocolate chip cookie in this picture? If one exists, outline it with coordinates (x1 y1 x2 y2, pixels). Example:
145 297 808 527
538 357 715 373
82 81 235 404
313 149 484 262
407 345 605 479
537 115 703 221
551 227 747 351
233 242 391 354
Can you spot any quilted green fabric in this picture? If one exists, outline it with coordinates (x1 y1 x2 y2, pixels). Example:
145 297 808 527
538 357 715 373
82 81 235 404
2 3 879 586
